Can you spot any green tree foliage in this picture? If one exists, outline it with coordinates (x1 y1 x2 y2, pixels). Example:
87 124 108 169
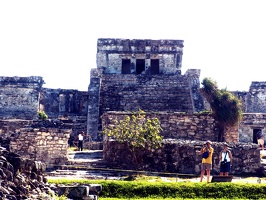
103 109 163 166
38 111 48 120
200 78 243 141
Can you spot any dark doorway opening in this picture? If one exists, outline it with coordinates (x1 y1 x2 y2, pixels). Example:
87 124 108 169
122 59 131 74
136 59 145 74
176 55 181 66
150 59 159 74
253 128 262 143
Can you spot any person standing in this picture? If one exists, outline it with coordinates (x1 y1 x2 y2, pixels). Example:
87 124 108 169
78 131 84 151
219 143 233 176
258 135 265 150
200 140 214 182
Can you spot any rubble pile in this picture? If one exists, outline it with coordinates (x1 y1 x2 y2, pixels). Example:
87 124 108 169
0 147 54 200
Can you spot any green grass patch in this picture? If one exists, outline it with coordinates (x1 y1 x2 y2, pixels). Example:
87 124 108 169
48 178 266 199
99 198 253 200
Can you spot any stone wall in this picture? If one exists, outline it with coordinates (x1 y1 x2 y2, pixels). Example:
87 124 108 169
246 82 266 113
0 76 43 120
39 88 88 135
239 113 266 143
232 82 266 114
97 38 184 75
0 77 88 137
87 38 205 140
102 112 222 141
89 71 205 140
0 119 32 138
87 69 102 141
103 139 262 176
223 125 239 143
9 120 71 165
40 88 88 119
184 69 205 112
100 74 194 113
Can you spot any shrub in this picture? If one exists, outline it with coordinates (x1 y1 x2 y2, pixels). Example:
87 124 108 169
48 179 266 199
38 111 48 120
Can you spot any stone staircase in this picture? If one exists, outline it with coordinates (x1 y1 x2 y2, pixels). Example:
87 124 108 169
46 150 105 199
45 150 150 179
46 150 124 179
67 150 106 167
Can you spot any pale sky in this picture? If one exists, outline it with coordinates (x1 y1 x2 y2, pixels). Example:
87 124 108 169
0 0 265 91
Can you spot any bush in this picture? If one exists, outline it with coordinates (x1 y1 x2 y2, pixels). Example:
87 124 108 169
48 179 266 199
38 111 48 120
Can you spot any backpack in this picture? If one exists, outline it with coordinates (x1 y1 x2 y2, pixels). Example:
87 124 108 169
257 131 263 139
202 151 209 159
221 151 228 167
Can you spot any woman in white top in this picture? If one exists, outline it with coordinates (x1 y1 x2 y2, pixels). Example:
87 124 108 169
219 143 233 176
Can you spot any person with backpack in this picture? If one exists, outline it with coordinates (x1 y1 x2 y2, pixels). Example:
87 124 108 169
200 140 214 182
256 131 265 150
219 143 233 176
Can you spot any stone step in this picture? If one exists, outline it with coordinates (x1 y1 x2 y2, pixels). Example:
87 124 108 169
66 150 106 170
68 150 103 160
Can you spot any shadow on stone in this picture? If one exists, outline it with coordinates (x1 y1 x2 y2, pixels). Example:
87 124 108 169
211 175 233 182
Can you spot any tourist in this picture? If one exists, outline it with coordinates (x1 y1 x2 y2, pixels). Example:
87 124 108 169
78 131 85 151
200 140 214 182
258 135 265 150
219 143 233 176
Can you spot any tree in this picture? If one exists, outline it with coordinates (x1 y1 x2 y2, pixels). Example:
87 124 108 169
103 109 163 167
200 78 243 141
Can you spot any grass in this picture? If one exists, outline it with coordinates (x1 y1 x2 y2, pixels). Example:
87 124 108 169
99 198 253 200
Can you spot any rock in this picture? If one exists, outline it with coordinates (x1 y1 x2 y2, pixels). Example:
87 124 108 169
0 147 53 199
57 185 90 199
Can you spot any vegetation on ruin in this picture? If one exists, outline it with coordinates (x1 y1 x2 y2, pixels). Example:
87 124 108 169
102 109 163 166
200 77 243 141
38 110 48 120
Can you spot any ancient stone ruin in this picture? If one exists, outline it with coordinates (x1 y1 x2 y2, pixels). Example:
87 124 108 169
88 39 204 140
1 38 266 177
0 146 51 199
0 146 102 199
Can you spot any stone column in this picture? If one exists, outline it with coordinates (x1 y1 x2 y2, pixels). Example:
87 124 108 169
87 69 102 141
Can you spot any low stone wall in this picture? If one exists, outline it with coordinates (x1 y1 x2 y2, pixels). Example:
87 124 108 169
103 139 262 176
239 113 266 143
0 119 33 138
9 121 71 165
102 112 221 141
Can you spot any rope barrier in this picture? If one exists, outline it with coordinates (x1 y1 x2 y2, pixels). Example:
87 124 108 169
47 164 200 178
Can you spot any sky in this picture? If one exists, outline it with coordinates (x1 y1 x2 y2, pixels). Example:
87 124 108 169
0 0 266 91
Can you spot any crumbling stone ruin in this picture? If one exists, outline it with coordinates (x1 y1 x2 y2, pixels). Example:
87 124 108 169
0 146 102 200
88 38 204 140
0 147 52 199
0 76 43 120
1 38 266 177
104 139 262 176
1 39 266 144
0 76 88 132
